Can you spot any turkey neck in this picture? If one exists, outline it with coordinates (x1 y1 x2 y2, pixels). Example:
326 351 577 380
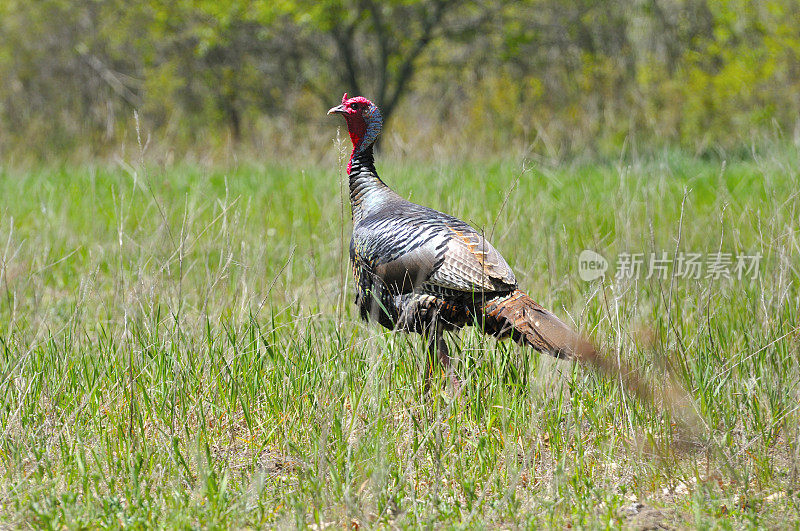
348 145 400 224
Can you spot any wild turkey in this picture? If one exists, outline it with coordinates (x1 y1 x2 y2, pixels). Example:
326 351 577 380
327 93 646 394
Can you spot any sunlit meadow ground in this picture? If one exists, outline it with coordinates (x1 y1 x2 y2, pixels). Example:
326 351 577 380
0 144 799 527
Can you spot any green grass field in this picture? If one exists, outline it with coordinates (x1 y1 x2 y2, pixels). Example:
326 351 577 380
1 146 799 528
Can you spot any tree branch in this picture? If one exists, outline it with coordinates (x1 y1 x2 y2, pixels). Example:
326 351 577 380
383 0 454 121
332 18 362 94
361 0 391 104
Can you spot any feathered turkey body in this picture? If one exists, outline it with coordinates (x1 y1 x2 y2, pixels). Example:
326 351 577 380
328 94 592 379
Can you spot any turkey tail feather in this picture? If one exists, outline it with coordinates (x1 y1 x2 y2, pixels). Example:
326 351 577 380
482 290 593 360
483 289 701 440
483 289 658 409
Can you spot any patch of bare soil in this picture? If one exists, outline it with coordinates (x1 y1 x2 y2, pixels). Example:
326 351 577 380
622 503 680 530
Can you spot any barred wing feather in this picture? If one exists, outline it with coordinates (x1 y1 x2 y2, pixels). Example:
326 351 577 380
353 205 517 296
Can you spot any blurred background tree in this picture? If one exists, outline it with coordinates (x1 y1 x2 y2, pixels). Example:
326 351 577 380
0 0 798 162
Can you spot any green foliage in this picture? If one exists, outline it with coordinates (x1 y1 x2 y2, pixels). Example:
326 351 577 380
0 1 799 158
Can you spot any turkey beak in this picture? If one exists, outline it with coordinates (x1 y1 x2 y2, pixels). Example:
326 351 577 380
327 104 346 115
